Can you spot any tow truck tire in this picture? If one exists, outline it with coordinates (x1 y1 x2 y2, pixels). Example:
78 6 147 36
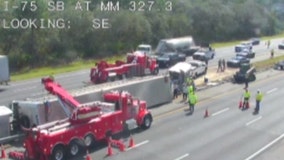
84 134 95 147
142 114 152 129
51 145 65 160
68 141 80 157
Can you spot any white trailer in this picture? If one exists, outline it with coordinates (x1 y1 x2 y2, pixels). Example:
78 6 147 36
0 55 10 85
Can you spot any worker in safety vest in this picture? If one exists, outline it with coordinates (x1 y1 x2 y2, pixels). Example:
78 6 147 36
254 90 263 114
242 88 251 110
187 77 196 93
186 77 193 85
188 91 197 114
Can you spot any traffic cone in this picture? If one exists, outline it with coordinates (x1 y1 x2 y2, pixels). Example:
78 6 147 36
128 135 135 148
118 140 125 152
86 150 92 160
107 139 113 156
1 145 7 159
204 109 209 118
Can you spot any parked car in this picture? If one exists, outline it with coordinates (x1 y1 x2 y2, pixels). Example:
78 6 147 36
187 60 207 78
227 56 250 68
278 41 284 50
274 60 284 70
240 41 253 49
235 44 252 53
192 48 215 62
249 38 260 45
236 49 255 58
157 52 186 68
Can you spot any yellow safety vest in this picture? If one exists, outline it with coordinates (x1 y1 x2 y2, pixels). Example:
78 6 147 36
188 85 194 94
188 93 197 105
244 91 250 98
256 93 263 101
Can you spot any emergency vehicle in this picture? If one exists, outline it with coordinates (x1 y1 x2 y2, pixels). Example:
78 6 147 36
90 51 159 84
19 77 152 160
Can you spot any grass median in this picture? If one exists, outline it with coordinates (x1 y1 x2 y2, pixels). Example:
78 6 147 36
11 55 125 81
253 54 284 71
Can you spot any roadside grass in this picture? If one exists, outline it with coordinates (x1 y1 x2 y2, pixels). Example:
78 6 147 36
253 53 284 71
11 55 125 81
10 33 284 81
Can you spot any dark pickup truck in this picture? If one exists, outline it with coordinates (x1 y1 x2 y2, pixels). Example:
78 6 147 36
156 52 186 68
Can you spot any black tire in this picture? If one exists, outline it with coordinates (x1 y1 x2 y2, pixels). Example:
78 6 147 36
84 134 95 148
142 114 152 129
51 145 65 160
68 141 81 157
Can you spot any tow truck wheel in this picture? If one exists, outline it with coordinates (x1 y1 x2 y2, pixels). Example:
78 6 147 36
68 141 80 157
51 145 65 160
84 134 95 147
142 114 152 129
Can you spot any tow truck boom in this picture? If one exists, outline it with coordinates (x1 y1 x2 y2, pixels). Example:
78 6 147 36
41 77 102 122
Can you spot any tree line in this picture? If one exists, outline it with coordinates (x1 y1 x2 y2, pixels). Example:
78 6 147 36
0 0 283 72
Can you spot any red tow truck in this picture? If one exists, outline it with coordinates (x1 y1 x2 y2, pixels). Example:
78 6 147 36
90 51 159 84
16 77 153 160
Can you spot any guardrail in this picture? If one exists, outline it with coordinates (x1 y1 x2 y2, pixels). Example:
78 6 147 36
0 134 25 144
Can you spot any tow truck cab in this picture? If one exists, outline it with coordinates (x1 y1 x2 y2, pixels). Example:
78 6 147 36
103 91 153 129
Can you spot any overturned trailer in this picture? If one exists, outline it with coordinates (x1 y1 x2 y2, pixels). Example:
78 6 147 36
10 75 173 130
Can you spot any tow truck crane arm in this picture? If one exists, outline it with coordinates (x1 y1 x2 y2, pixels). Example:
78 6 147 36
41 77 102 122
41 77 80 108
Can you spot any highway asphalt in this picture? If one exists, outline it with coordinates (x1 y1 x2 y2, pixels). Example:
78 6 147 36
64 68 284 160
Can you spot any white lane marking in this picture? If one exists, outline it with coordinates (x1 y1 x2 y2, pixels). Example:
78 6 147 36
57 71 88 78
244 133 284 160
126 140 149 151
13 86 38 92
212 108 230 117
174 153 190 160
266 88 278 94
245 116 262 126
